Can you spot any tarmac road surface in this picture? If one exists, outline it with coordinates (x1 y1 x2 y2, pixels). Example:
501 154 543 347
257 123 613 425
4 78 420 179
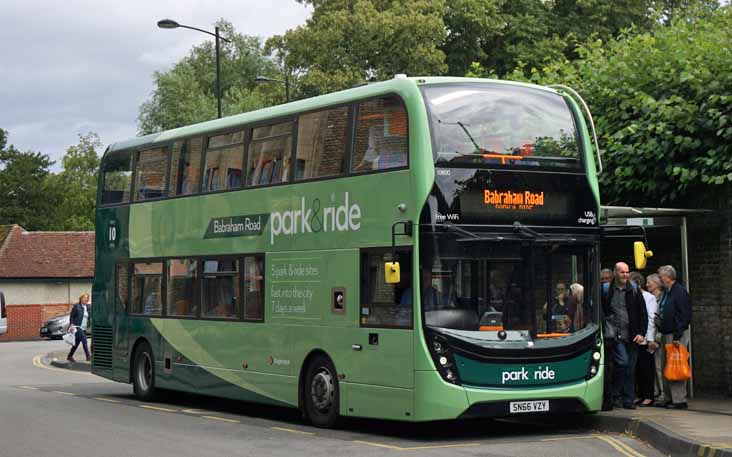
0 340 665 457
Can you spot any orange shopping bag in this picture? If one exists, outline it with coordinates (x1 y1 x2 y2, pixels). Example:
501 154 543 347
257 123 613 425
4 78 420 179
664 343 691 381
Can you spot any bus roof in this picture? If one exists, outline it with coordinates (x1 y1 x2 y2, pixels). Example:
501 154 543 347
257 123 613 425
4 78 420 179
105 76 560 155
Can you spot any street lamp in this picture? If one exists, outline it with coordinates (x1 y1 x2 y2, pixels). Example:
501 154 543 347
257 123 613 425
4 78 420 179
157 18 231 118
255 75 291 103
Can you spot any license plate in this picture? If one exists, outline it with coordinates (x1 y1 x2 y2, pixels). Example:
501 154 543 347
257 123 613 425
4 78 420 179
509 400 549 414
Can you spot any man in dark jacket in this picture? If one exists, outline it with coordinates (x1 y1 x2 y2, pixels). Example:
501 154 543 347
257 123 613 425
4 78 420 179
602 262 648 409
655 265 692 409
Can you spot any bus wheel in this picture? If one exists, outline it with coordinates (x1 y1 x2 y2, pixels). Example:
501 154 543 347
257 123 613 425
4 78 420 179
132 342 157 401
304 355 340 428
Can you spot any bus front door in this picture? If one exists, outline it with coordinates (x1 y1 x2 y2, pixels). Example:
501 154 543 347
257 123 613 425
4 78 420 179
342 249 414 420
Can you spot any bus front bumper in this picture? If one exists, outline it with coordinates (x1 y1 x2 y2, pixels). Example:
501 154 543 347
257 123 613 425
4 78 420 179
413 364 604 421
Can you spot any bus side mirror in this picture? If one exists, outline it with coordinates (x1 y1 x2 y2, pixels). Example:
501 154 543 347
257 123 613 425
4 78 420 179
385 262 401 284
633 241 653 270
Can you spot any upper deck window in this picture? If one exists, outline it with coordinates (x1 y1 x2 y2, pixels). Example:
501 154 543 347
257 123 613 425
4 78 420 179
422 83 581 171
296 106 349 180
351 96 408 173
101 150 133 205
169 138 203 196
204 131 245 192
247 121 293 186
133 147 168 201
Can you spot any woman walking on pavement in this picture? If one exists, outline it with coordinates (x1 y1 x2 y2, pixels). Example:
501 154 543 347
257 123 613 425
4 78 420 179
66 293 91 363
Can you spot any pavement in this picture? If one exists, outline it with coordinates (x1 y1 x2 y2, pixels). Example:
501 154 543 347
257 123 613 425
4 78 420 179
47 349 91 372
44 349 731 457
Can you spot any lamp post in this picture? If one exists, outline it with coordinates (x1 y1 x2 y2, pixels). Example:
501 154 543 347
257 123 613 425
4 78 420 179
254 75 291 103
157 19 231 118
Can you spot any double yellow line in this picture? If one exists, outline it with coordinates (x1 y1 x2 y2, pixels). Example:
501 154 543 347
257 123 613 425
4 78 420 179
544 434 646 457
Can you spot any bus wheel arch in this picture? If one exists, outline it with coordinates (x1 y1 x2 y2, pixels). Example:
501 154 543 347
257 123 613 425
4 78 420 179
299 350 340 428
130 338 157 401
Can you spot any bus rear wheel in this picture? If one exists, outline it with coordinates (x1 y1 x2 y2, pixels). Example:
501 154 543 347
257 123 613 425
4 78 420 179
132 342 157 402
304 355 340 428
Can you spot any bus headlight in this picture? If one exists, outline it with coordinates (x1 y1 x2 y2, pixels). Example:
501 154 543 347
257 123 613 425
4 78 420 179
586 348 601 380
428 335 461 385
433 340 445 353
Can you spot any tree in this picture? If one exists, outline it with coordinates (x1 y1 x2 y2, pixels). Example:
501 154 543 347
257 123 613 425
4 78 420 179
0 129 61 230
267 0 448 96
48 132 102 231
447 0 719 78
138 20 280 134
502 6 732 205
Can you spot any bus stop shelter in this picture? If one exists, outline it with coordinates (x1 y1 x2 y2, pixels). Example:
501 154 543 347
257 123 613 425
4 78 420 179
600 205 713 398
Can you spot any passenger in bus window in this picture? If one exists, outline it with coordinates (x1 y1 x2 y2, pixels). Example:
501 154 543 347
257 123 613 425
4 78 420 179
544 282 571 333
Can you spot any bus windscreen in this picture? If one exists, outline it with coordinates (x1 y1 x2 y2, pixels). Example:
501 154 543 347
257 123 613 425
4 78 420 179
422 83 581 171
419 231 598 340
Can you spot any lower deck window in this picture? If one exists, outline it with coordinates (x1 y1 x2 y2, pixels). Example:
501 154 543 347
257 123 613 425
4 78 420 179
242 256 264 321
131 262 163 315
167 259 198 317
202 259 240 319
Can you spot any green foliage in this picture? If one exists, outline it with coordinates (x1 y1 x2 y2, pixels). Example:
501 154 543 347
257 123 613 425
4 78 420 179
267 0 448 96
138 20 280 134
0 129 61 230
0 130 102 231
48 132 102 231
450 0 718 78
502 6 732 205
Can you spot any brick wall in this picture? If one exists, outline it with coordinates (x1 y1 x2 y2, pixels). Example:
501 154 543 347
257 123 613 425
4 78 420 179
688 200 732 396
0 303 71 341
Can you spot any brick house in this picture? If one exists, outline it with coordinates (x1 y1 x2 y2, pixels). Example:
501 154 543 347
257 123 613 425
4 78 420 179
0 224 94 340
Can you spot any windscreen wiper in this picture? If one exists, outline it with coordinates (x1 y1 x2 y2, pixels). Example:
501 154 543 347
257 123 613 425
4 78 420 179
438 119 484 155
441 222 479 238
513 221 547 240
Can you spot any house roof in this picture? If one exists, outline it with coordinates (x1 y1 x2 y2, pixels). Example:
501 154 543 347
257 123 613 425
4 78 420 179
0 225 95 279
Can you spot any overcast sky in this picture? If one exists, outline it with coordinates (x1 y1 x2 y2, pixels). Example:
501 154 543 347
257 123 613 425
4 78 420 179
0 0 310 169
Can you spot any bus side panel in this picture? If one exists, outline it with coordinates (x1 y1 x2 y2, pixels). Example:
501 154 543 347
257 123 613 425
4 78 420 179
344 383 415 421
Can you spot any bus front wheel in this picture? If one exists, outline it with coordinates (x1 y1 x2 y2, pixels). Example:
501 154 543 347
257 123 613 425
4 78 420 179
132 342 157 402
304 355 340 427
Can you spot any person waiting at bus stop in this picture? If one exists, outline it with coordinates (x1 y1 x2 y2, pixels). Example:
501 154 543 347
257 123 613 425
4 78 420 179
630 271 658 407
602 262 648 410
654 265 692 409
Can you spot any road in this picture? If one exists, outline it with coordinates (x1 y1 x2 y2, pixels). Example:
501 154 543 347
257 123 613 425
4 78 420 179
0 340 663 457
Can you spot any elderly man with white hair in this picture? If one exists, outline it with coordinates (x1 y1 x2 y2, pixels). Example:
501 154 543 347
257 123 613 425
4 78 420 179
655 265 692 409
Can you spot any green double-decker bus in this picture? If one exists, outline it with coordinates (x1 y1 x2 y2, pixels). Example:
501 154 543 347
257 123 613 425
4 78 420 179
92 76 604 426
